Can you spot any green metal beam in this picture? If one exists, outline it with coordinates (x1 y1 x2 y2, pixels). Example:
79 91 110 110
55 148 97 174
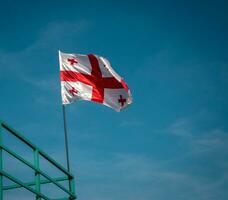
3 176 69 191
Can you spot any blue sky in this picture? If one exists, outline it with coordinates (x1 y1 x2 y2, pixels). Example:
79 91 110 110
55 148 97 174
0 0 228 199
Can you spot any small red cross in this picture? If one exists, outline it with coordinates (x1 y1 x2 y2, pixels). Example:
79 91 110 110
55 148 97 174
69 87 78 96
118 95 126 107
67 58 78 66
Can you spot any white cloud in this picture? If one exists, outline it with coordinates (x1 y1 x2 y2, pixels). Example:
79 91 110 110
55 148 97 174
191 129 228 154
168 118 193 137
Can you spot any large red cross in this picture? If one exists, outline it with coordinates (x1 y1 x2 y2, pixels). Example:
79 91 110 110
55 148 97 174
60 54 125 103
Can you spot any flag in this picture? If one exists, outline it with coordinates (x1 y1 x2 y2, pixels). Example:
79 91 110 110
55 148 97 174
59 51 132 111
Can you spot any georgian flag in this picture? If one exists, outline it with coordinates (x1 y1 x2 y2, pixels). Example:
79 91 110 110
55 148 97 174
59 51 132 111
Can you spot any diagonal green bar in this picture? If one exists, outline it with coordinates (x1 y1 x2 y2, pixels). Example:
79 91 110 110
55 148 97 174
3 176 69 191
0 144 76 198
0 170 50 200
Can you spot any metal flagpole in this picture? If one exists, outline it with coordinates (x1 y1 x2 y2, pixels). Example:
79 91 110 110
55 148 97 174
59 50 71 173
62 105 71 172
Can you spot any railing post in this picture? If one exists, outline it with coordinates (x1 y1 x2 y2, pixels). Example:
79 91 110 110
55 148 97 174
0 122 3 200
69 177 74 199
34 149 41 200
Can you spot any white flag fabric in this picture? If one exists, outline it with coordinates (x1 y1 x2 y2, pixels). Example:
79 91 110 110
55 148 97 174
59 51 132 111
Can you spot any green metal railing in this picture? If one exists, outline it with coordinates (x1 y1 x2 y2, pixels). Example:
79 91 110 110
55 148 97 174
0 120 76 200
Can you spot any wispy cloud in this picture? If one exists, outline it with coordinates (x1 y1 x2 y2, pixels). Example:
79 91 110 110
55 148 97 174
0 20 89 80
71 150 228 200
167 118 193 137
165 115 228 155
191 129 228 154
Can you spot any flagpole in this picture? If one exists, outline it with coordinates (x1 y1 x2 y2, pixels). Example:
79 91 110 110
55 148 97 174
59 50 71 172
62 104 71 172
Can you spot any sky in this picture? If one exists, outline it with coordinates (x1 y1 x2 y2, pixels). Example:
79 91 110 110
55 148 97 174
0 0 228 199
